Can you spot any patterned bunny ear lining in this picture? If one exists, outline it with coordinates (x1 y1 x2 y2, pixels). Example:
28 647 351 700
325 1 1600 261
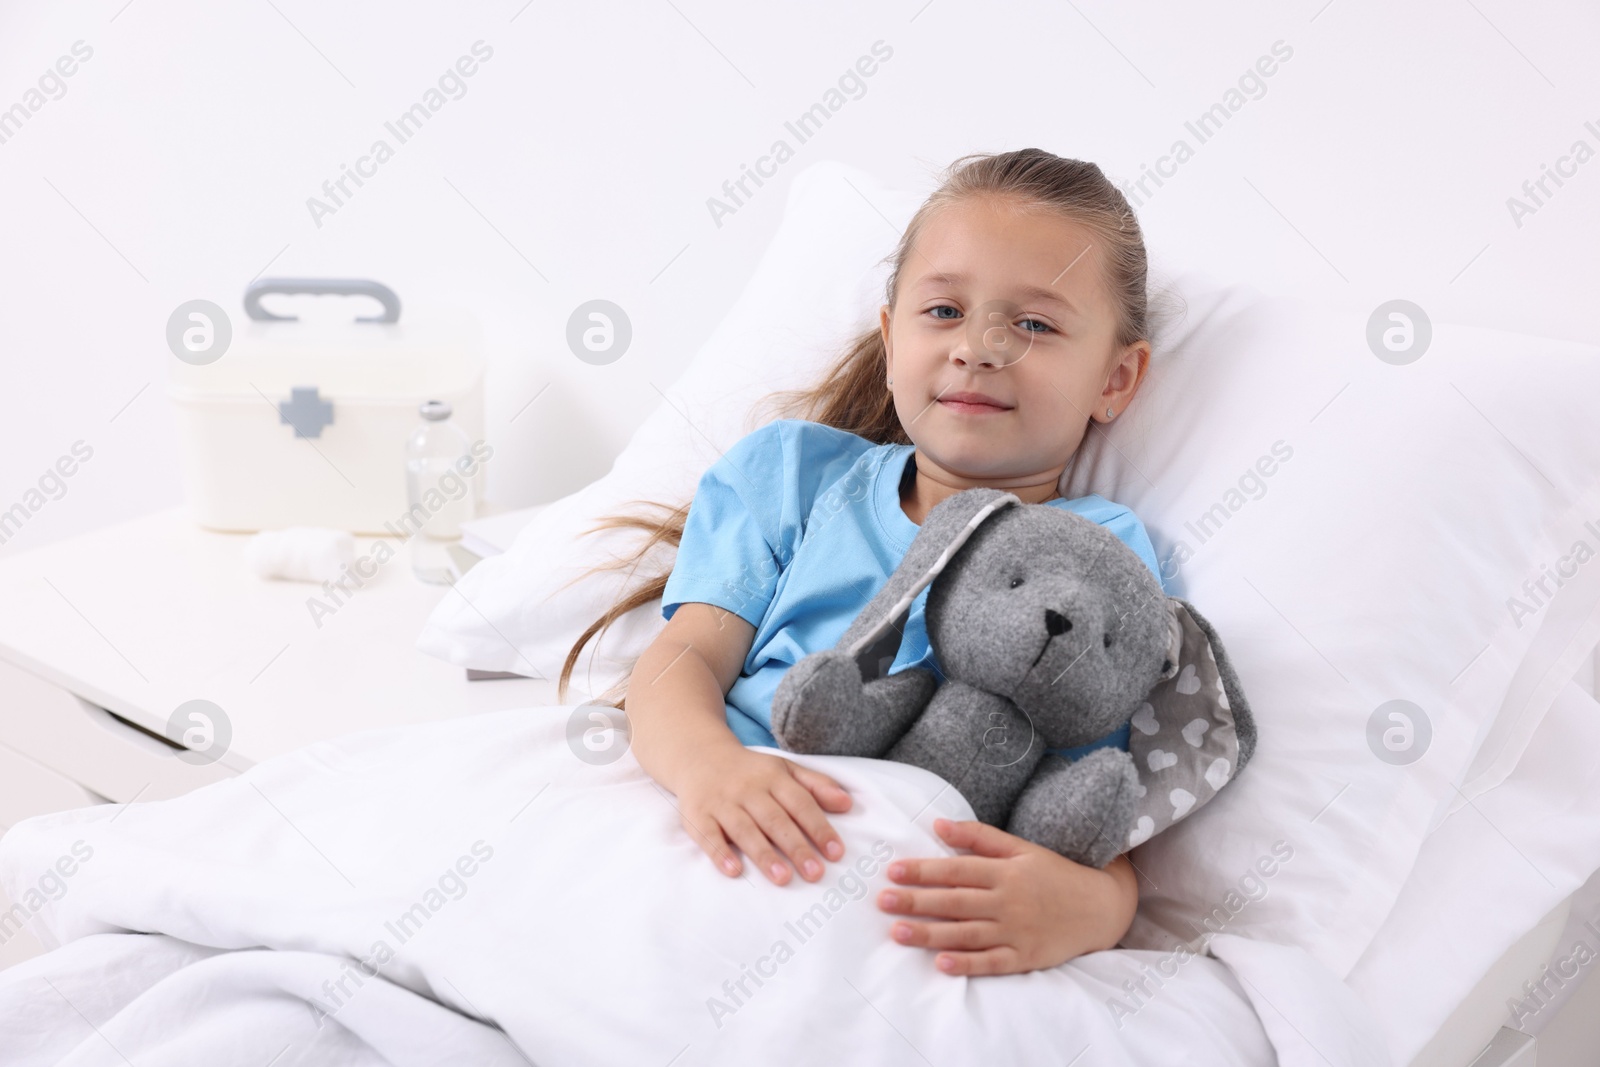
1124 602 1242 850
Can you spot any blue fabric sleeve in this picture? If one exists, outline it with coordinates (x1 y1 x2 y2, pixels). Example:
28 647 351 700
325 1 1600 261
661 423 790 629
660 419 872 629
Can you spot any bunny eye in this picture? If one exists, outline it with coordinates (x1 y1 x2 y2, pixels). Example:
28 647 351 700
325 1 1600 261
1103 632 1113 648
1008 576 1025 589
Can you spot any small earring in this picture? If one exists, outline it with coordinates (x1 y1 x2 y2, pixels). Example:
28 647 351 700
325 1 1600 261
1105 407 1114 419
888 377 894 386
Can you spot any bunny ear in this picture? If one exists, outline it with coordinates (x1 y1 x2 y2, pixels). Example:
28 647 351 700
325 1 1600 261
840 488 1022 681
1124 598 1257 850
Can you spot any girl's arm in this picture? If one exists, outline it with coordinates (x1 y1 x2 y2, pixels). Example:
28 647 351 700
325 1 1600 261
628 602 855 885
876 818 1139 976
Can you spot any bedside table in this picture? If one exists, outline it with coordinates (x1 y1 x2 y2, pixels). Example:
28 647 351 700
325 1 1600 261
0 502 570 836
0 505 572 967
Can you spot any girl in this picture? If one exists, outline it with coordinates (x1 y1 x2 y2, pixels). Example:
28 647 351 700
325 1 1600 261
558 149 1161 979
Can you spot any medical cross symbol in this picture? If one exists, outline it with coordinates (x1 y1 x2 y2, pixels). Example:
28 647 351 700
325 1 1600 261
278 386 335 439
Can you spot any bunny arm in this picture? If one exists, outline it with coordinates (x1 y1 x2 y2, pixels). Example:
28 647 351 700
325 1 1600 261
886 685 1045 827
769 648 938 757
1006 748 1141 869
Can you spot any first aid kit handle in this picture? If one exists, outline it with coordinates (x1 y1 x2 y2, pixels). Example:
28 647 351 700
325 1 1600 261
243 278 402 324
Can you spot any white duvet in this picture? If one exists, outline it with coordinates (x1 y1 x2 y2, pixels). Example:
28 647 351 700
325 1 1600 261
0 706 1385 1066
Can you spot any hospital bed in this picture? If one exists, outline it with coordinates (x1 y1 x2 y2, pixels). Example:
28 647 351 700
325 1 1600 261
3 160 1599 1065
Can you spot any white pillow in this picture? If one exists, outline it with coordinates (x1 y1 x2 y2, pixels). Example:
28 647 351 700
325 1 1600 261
417 159 1600 978
1342 676 1600 1065
1059 277 1600 976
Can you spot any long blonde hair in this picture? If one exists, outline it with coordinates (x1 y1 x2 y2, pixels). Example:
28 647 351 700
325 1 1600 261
560 148 1153 708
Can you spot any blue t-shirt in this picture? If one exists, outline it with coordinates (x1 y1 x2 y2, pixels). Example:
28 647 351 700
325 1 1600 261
660 419 1166 762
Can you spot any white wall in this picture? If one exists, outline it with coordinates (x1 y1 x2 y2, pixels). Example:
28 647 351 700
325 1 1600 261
2 0 1595 556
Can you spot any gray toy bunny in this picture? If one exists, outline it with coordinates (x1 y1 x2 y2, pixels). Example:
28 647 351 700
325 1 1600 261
769 488 1256 869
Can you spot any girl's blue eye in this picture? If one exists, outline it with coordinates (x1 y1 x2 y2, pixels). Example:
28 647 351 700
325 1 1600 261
1019 318 1052 333
928 305 960 320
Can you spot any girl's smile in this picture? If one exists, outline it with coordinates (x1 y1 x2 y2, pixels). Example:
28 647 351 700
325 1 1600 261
937 390 1014 414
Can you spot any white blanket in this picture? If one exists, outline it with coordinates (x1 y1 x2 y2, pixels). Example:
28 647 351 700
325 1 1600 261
0 706 1385 1066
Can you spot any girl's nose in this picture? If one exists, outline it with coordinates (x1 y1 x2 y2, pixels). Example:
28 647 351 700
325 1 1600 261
950 342 1002 372
948 332 984 368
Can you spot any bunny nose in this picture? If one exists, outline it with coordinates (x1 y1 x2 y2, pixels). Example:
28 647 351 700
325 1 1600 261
1044 609 1072 636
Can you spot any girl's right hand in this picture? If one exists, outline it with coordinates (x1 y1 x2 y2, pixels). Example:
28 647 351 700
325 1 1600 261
675 746 853 885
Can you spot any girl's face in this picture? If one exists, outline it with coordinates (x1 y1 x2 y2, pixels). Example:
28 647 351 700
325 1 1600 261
880 194 1149 494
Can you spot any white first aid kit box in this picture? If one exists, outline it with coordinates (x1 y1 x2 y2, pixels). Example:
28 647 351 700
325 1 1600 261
167 279 486 535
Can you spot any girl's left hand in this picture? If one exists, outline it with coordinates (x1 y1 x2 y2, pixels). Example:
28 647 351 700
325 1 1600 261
878 817 1138 977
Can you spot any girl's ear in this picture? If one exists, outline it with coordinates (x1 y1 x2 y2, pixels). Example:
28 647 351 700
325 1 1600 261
1101 340 1151 417
880 304 894 365
1123 597 1257 852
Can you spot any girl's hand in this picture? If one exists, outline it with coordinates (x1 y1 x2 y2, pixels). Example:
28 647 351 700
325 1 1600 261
674 745 853 885
877 817 1138 976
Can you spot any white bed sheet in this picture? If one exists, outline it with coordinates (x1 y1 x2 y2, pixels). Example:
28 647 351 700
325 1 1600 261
0 704 1387 1066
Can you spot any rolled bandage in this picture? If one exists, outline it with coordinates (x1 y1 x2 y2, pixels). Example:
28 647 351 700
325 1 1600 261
243 526 357 583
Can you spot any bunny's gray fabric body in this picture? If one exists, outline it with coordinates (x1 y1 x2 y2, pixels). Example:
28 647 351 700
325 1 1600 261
769 488 1256 869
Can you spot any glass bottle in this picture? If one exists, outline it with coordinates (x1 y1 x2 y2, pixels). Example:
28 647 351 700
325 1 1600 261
405 399 475 584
